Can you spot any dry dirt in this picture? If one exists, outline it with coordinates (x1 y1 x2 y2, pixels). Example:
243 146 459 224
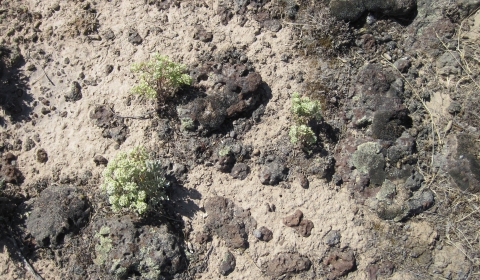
1 0 479 279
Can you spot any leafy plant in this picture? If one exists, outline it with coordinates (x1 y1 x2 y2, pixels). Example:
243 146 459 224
131 53 192 100
289 124 317 145
101 146 168 214
289 92 322 146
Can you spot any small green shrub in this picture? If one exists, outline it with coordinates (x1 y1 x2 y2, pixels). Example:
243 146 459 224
290 92 322 123
289 92 322 146
101 146 168 214
131 53 192 99
289 124 317 145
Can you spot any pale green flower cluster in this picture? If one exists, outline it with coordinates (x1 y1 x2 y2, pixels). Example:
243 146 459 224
290 92 322 123
131 53 192 99
289 92 322 146
289 124 318 145
101 146 168 214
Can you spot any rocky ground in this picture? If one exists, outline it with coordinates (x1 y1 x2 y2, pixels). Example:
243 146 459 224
0 0 479 279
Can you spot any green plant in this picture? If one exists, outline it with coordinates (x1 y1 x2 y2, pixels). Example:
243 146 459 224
289 124 317 145
101 146 168 214
289 92 322 146
131 53 192 99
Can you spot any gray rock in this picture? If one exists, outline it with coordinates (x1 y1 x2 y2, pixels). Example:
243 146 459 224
352 142 385 185
324 230 341 246
92 216 185 279
393 58 411 73
253 226 273 242
128 29 142 45
65 81 82 102
103 28 115 40
376 180 396 201
26 186 90 247
219 251 236 276
264 19 282 32
259 161 289 185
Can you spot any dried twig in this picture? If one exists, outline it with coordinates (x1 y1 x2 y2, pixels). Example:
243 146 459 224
6 235 43 280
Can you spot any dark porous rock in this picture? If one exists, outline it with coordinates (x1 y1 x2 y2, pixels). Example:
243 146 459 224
263 252 311 277
436 51 462 77
204 196 257 249
91 216 185 279
324 230 341 247
351 64 409 134
307 155 334 178
283 209 303 227
105 64 114 75
26 186 90 247
195 232 211 244
102 126 129 144
230 162 249 180
127 29 143 45
405 169 424 191
214 152 235 173
406 189 434 216
457 0 480 18
371 109 411 141
295 219 314 237
0 153 22 184
387 131 415 164
93 155 108 166
357 33 376 53
36 148 48 163
179 63 263 133
447 101 461 115
89 105 114 128
253 226 273 242
259 161 289 185
367 260 395 280
41 107 51 115
322 249 356 280
330 0 417 22
90 105 129 144
219 251 236 276
23 137 36 151
193 25 213 42
65 81 82 102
